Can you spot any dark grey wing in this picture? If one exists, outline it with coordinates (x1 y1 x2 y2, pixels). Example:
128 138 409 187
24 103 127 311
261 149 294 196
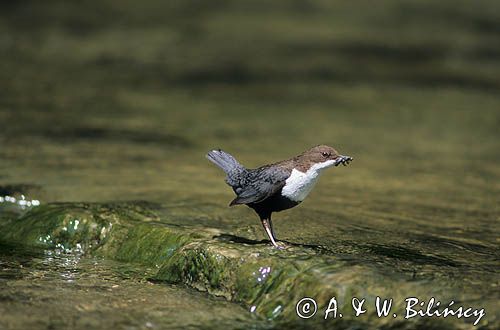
229 166 289 206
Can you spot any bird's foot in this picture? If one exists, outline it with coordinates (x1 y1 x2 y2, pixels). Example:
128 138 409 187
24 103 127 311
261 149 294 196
269 240 291 250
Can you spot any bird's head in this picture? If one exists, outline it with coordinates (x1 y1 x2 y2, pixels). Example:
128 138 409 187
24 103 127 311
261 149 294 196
299 145 353 171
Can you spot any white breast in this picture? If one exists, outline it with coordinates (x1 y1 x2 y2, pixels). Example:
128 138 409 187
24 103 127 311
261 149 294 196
281 160 335 202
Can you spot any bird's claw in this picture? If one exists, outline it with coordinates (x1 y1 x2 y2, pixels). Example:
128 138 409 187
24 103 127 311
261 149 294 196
272 241 291 250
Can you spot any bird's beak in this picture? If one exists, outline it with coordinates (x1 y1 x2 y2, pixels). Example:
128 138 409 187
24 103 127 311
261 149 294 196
334 155 353 167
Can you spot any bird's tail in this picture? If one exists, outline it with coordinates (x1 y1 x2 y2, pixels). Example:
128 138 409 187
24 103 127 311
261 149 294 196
206 149 245 175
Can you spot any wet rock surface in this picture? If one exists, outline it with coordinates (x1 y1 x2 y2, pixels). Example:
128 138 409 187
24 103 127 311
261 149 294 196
1 201 497 329
0 242 259 330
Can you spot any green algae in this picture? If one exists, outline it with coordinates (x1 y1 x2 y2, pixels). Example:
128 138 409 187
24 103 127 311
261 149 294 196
1 204 105 252
0 203 144 252
0 242 259 330
0 202 497 329
157 243 236 298
98 222 197 266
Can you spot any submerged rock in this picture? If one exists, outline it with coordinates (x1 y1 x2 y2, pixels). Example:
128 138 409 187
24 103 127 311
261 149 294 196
0 202 496 329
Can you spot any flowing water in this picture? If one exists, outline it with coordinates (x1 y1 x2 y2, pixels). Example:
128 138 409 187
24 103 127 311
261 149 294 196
0 243 262 330
0 1 499 329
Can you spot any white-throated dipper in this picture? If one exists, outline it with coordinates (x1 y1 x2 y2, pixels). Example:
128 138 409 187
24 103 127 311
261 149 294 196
206 145 352 248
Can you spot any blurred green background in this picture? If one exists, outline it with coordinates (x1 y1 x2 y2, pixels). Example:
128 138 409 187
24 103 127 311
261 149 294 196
1 0 499 203
1 0 499 262
1 0 499 329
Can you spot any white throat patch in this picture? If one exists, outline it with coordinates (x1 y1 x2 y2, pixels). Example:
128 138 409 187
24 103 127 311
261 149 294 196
281 160 335 202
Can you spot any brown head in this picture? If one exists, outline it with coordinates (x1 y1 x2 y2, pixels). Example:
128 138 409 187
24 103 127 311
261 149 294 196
292 145 352 172
301 145 339 162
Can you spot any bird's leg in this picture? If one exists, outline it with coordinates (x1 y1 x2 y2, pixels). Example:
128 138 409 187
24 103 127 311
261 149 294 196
269 216 277 240
261 217 279 248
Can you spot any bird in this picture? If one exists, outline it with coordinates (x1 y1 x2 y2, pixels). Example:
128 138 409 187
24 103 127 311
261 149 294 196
206 145 352 248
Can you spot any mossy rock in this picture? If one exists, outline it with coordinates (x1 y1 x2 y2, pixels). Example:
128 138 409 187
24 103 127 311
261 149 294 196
0 202 495 329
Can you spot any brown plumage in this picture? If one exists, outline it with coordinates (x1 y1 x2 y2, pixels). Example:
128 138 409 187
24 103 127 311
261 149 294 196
207 145 352 248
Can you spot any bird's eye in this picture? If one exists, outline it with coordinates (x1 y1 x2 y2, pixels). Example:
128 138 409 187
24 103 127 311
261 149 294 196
321 152 330 157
